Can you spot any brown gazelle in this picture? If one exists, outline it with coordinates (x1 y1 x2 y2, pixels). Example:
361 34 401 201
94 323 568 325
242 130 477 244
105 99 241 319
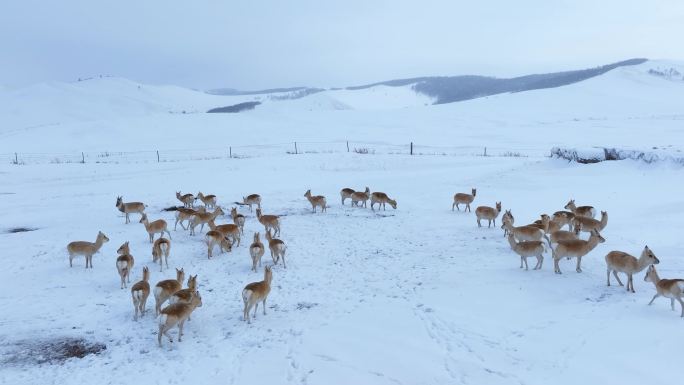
154 268 185 316
574 211 608 233
140 213 172 243
552 211 575 230
340 188 355 205
67 231 109 268
564 199 596 218
507 234 545 270
351 188 370 208
501 221 545 242
169 274 198 305
208 220 240 247
204 230 232 259
115 242 135 289
158 291 203 347
243 194 262 212
265 229 287 268
116 196 145 224
174 207 203 231
131 266 151 321
152 237 171 272
256 208 281 237
176 191 195 208
370 192 397 211
452 188 476 212
552 229 605 274
242 265 273 324
196 192 217 209
606 246 660 293
230 207 246 234
304 189 327 213
249 232 265 272
475 202 501 228
644 265 684 317
189 207 224 235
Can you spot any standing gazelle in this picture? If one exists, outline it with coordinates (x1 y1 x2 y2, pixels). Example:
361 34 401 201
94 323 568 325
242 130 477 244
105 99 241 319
176 191 195 208
154 268 185 316
370 192 397 211
158 291 202 347
340 188 355 205
243 194 262 212
242 266 273 324
452 188 476 212
152 237 171 272
564 199 596 218
552 229 605 274
140 213 172 243
131 266 150 321
230 207 246 235
195 192 217 209
507 234 545 270
249 232 265 272
116 196 145 224
351 188 370 208
475 202 501 228
256 208 281 237
304 189 327 213
189 207 224 236
644 265 684 317
115 242 135 289
67 231 109 268
606 246 660 293
265 229 287 268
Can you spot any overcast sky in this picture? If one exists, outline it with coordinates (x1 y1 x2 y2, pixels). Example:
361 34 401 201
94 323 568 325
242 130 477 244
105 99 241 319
1 0 682 90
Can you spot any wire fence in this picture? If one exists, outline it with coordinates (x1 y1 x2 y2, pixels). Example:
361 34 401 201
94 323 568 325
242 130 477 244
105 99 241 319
0 141 548 165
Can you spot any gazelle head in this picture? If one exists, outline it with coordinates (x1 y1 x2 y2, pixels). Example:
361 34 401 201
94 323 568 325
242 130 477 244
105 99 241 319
116 196 123 207
231 207 238 216
304 189 312 198
471 188 477 196
564 199 575 210
495 202 502 212
142 266 150 282
256 208 263 218
644 265 658 283
187 274 198 291
175 268 185 283
642 246 660 265
213 207 225 217
191 291 203 308
117 241 130 255
388 199 397 209
590 229 605 243
364 187 370 194
264 265 273 283
97 231 110 244
139 213 148 223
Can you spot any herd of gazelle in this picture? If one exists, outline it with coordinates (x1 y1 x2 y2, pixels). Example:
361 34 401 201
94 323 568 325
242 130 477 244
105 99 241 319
452 190 683 316
67 187 682 347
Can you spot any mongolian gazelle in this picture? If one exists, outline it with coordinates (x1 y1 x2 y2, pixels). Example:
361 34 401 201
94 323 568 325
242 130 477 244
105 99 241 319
154 268 185 316
501 210 515 237
169 274 198 305
67 231 109 268
243 194 262 212
452 188 476 212
564 199 596 218
242 265 273 324
158 291 202 347
501 221 546 242
606 246 659 293
116 196 145 224
265 229 287 268
475 202 501 228
351 187 370 208
115 241 135 289
195 192 217 209
230 207 245 234
140 213 172 243
340 188 355 205
131 266 150 321
643 265 684 317
256 208 281 237
174 207 204 231
152 237 171 272
552 229 605 274
204 230 232 259
249 232 265 272
304 189 327 213
507 234 545 270
574 211 608 233
208 220 240 247
176 191 195 208
189 207 224 235
370 192 397 211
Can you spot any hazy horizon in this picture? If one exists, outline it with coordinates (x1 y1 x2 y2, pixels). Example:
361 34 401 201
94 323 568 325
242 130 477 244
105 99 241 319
2 1 683 90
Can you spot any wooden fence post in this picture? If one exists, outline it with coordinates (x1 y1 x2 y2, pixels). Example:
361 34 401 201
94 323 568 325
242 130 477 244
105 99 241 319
484 147 487 157
410 142 413 155
294 142 298 155
157 150 160 162
14 152 18 164
346 141 350 152
81 152 85 163
229 147 232 159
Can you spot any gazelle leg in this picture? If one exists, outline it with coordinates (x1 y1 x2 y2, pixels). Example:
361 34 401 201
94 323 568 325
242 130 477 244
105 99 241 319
648 294 659 305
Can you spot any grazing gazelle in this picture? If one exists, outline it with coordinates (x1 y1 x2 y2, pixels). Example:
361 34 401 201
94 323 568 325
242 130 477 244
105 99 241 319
452 188 476 212
131 266 150 321
154 268 185 316
265 229 287 268
574 211 608 233
256 208 281 237
606 246 660 293
174 207 204 231
204 230 232 259
230 207 245 235
242 265 273 324
243 194 262 212
152 237 171 272
67 231 109 268
564 199 596 218
189 207 224 236
370 192 397 211
552 229 605 274
208 220 240 247
304 189 327 213
116 196 145 224
158 291 203 347
507 234 545 270
115 243 135 289
351 188 370 208
195 192 217 209
140 213 172 243
644 265 684 317
176 191 195 208
249 232 265 272
475 202 501 228
340 188 355 205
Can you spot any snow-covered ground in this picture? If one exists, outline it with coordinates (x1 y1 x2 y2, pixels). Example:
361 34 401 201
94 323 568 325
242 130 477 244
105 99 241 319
1 59 683 384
